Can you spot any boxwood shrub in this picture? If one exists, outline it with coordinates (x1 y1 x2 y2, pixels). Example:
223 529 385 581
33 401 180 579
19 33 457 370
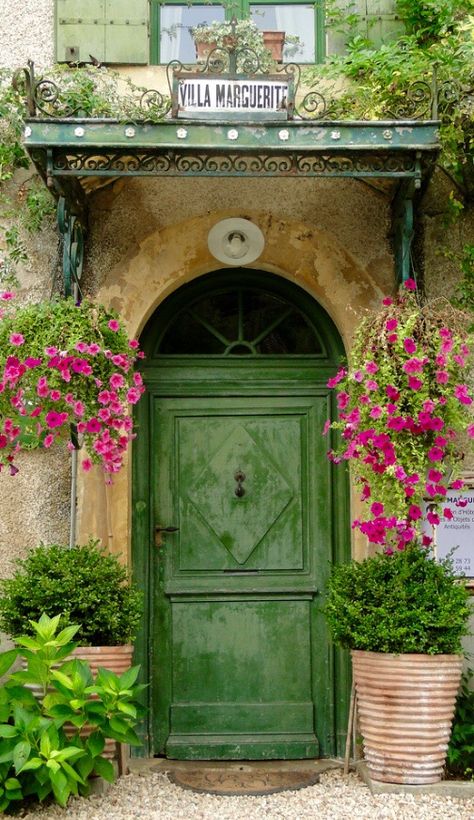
0 541 143 646
325 546 470 655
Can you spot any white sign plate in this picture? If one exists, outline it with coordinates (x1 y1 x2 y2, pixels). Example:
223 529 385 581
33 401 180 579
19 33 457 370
176 77 290 119
424 490 474 577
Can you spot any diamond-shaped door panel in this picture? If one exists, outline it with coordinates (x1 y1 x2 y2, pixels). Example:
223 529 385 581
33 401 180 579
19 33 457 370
188 425 293 565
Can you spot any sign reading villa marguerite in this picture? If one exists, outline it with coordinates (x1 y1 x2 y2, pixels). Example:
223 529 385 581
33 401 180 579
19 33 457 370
172 74 293 120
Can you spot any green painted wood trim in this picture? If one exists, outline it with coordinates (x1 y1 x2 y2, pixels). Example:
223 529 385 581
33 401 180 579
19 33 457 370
166 736 319 760
24 119 440 152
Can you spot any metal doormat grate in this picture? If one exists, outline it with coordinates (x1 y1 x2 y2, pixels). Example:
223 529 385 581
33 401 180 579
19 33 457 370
167 767 320 795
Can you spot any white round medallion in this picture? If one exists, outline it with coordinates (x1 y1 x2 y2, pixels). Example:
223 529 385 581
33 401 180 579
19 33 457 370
208 218 265 266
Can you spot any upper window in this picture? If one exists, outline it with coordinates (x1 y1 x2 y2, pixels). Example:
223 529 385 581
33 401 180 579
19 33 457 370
151 1 324 65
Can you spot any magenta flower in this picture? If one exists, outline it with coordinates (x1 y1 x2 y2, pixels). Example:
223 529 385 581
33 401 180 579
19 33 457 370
0 291 14 300
9 333 24 346
468 424 474 439
365 379 378 391
322 420 331 435
45 411 68 429
75 342 88 353
407 376 423 390
403 338 417 354
108 319 120 331
365 361 378 374
369 406 383 419
382 297 393 306
387 333 398 343
109 373 125 390
428 446 444 462
454 384 472 405
404 278 417 291
408 504 422 520
386 385 400 401
427 510 440 526
370 502 384 516
443 508 453 520
451 479 464 490
81 458 93 472
88 343 101 355
385 318 398 331
402 357 425 374
337 391 350 410
428 468 443 483
86 418 102 433
43 433 55 448
327 367 347 389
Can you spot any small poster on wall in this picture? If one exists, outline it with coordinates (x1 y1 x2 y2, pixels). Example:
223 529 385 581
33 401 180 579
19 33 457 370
425 488 474 580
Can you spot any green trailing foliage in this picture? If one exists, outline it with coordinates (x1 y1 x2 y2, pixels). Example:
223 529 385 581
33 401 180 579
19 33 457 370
306 0 474 195
446 670 474 779
325 546 471 655
0 542 143 647
0 613 145 812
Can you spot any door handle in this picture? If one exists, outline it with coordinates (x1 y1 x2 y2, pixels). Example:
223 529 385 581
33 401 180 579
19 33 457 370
154 525 179 548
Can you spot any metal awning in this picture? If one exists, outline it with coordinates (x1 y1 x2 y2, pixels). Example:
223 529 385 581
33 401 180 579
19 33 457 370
15 59 441 296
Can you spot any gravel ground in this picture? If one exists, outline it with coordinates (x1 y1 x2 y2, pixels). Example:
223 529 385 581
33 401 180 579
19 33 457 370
20 768 474 820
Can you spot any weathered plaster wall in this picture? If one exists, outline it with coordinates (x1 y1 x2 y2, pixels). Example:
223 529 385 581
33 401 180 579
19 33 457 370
0 0 54 69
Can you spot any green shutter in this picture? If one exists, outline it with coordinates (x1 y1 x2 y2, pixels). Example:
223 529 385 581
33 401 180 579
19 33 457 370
327 0 404 56
56 0 149 64
363 0 404 46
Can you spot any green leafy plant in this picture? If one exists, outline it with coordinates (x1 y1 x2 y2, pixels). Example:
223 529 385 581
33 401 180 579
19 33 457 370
305 0 474 194
192 18 276 71
325 546 470 654
0 614 145 811
447 670 474 779
0 541 143 647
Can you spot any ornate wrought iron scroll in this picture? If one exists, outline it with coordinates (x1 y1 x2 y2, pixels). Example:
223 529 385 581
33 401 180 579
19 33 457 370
50 149 419 178
12 61 171 120
57 196 85 297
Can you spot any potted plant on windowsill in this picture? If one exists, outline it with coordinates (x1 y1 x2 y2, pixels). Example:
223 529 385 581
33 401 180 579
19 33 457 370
324 277 473 784
191 18 300 69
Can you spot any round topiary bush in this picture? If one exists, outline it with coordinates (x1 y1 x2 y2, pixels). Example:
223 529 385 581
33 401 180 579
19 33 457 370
325 546 470 655
0 541 143 646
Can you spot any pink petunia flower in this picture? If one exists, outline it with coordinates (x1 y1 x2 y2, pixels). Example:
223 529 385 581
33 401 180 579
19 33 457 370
370 502 384 516
443 508 453 520
81 458 93 472
387 333 398 343
428 446 444 462
365 361 379 374
404 278 417 291
108 319 120 331
382 297 393 306
386 318 398 331
365 380 378 391
407 376 423 390
408 505 422 520
327 368 347 389
403 338 417 354
454 384 472 405
402 357 425 374
468 424 474 439
9 333 24 346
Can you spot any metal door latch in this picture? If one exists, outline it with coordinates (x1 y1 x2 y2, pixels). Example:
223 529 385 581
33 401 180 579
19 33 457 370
234 470 246 497
154 525 179 547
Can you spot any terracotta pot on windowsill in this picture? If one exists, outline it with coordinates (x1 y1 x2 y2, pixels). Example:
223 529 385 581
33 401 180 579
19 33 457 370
263 31 285 63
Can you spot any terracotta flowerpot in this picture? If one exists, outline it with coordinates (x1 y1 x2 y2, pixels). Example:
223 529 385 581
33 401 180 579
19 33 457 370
71 645 134 761
263 31 285 63
352 650 462 784
195 40 217 61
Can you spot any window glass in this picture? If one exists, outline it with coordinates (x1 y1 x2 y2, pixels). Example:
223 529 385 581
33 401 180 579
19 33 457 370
250 4 314 62
157 288 323 355
160 5 226 63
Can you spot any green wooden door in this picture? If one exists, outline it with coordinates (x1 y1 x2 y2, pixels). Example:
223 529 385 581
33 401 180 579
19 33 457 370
133 271 350 760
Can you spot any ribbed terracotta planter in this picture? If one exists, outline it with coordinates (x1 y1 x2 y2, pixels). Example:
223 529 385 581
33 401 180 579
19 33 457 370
352 650 462 785
71 645 134 760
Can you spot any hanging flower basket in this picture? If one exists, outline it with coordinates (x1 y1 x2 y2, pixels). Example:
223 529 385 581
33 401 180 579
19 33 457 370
0 292 145 476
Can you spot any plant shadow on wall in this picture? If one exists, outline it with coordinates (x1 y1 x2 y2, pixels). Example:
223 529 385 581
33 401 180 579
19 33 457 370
324 278 473 785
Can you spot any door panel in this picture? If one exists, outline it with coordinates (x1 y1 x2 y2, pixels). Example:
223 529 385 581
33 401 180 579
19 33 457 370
152 395 331 759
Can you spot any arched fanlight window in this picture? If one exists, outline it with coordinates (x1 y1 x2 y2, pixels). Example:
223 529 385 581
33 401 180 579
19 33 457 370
156 286 325 356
